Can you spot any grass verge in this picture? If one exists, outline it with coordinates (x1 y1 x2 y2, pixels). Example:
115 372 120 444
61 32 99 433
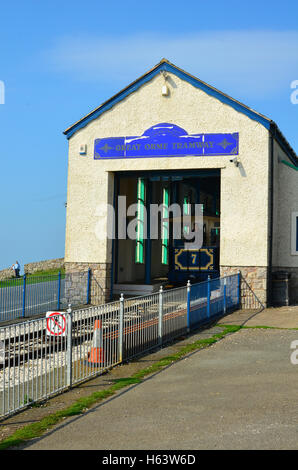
0 269 65 288
220 324 298 331
0 324 240 450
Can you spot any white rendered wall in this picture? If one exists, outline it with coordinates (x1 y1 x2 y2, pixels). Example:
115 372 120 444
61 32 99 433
65 72 270 269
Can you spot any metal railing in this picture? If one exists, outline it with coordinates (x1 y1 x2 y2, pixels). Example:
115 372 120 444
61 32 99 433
239 275 265 310
0 270 91 323
0 273 240 419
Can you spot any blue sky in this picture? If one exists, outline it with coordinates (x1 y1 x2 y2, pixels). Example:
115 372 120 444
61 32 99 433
0 0 298 271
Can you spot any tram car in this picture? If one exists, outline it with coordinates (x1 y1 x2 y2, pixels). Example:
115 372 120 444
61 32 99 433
168 213 220 284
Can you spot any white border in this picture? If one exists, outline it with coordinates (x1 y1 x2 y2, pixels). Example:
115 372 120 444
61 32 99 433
291 212 298 255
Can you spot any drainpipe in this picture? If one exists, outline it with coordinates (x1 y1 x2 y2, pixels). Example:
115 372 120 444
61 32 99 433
110 173 117 301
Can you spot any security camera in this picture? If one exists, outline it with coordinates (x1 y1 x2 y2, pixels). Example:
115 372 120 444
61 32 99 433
229 156 239 166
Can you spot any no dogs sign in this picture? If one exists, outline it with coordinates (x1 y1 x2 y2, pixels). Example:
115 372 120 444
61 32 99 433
46 311 66 336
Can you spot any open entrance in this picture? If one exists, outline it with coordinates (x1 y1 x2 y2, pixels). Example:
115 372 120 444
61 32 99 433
112 170 220 297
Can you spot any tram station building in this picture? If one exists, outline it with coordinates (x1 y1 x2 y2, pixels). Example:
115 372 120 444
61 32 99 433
63 59 298 307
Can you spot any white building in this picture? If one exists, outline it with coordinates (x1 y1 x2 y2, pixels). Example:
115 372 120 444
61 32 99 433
63 59 298 307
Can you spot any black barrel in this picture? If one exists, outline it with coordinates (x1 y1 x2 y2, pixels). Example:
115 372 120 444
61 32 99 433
271 271 291 306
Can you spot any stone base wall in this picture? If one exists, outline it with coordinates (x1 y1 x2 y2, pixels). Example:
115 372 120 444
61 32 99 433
0 268 15 281
0 258 65 280
220 266 268 308
25 258 65 274
65 262 111 306
64 263 297 308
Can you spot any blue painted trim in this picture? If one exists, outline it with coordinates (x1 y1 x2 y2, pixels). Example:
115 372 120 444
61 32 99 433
64 62 271 139
116 169 220 179
94 153 232 160
94 151 237 160
22 274 26 318
281 160 298 171
165 63 271 130
87 268 91 304
187 284 191 332
238 272 241 308
65 65 164 139
207 276 211 319
223 282 227 313
271 124 298 167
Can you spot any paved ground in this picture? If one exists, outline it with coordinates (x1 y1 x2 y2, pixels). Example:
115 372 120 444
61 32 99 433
219 305 298 329
19 324 298 450
0 326 225 443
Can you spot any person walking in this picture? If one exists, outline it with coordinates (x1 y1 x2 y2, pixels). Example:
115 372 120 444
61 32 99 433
11 261 21 278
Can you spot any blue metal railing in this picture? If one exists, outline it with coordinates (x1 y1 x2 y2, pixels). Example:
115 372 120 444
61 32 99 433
86 268 91 305
0 273 241 419
0 270 240 325
0 271 90 322
188 274 239 328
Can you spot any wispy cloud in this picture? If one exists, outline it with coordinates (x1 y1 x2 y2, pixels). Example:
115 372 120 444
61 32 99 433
47 30 298 97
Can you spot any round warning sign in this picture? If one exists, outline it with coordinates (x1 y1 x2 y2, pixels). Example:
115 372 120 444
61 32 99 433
46 312 66 336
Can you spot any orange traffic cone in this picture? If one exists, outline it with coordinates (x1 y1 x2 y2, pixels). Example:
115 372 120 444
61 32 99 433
85 319 105 367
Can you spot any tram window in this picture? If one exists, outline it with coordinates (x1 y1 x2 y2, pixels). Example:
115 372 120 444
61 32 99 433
210 228 219 246
162 186 169 264
135 178 146 263
183 194 191 237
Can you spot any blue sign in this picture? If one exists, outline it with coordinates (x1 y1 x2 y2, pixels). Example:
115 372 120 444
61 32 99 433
94 123 239 160
174 248 215 272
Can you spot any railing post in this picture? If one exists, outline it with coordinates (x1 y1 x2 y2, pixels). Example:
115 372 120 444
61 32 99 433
119 294 124 363
57 271 61 310
187 280 191 333
207 275 211 319
158 286 163 346
223 277 227 314
66 303 73 388
22 274 26 318
238 271 241 309
86 268 91 305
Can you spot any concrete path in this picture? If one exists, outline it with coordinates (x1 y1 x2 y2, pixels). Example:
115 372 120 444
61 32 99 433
218 305 298 329
21 327 298 450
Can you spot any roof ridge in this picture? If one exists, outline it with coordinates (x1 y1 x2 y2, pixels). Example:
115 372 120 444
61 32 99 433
62 59 297 165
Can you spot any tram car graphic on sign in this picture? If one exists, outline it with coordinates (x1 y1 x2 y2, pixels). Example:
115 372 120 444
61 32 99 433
94 123 239 159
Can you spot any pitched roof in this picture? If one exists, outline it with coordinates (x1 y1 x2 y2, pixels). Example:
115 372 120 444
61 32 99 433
63 58 297 166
